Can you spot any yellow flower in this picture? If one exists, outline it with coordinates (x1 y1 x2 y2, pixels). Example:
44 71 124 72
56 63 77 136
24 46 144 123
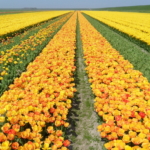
42 142 51 150
1 141 10 150
125 145 133 150
122 134 130 143
14 61 17 64
1 71 6 76
0 116 5 122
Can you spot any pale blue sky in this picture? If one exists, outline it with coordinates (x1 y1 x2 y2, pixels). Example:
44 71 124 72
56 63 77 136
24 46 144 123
0 0 150 9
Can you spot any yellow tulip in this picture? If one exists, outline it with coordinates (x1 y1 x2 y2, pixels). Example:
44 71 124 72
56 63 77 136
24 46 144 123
0 116 5 123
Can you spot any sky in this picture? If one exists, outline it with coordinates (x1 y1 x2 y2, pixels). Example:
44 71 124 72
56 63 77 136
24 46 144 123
0 0 150 9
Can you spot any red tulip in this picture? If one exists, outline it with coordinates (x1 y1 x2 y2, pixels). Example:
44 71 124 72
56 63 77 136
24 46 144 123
139 112 146 118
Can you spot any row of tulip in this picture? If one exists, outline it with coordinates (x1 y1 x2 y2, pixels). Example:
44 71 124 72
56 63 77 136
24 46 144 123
78 12 150 149
0 11 71 37
0 12 72 77
83 11 150 45
1 11 69 46
0 12 73 95
0 12 77 149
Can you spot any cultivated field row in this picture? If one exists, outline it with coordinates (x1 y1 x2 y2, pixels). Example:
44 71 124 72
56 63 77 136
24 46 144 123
0 10 150 150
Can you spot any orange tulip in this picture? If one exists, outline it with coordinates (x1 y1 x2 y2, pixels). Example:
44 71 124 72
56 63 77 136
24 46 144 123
0 133 7 142
63 140 70 147
47 126 54 134
129 131 137 138
56 130 63 136
11 142 19 149
64 122 69 127
122 134 130 143
104 142 113 149
131 137 142 145
117 128 125 137
24 141 36 150
100 132 107 138
7 134 15 141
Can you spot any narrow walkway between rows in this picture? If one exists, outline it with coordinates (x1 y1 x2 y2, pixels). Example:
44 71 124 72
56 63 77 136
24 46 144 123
68 16 104 150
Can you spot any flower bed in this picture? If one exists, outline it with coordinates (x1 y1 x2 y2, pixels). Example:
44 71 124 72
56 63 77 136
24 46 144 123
79 12 150 150
0 12 77 150
83 11 150 45
0 12 72 95
0 11 71 37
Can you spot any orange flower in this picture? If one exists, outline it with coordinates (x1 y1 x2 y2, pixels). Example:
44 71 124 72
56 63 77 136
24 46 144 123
64 122 69 127
56 130 63 136
51 145 57 150
63 140 70 147
55 120 61 127
20 130 30 139
97 125 103 132
7 133 15 141
122 134 130 143
0 133 7 142
61 147 68 150
11 142 19 149
47 126 54 134
131 137 142 145
24 141 36 150
48 134 55 141
54 139 63 148
117 128 125 137
129 131 137 138
12 124 20 132
104 142 113 149
110 132 118 140
100 132 107 138
1 123 11 133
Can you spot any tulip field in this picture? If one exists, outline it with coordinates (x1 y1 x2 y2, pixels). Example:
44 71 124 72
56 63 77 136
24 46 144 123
1 10 150 150
83 11 150 45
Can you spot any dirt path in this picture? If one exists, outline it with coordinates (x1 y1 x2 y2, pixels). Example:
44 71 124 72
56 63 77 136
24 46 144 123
67 18 105 150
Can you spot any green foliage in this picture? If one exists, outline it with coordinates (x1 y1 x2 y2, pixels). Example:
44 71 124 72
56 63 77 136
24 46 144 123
96 5 150 13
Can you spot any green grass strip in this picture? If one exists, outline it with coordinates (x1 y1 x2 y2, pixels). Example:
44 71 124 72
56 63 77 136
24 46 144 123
83 13 150 82
96 5 150 13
